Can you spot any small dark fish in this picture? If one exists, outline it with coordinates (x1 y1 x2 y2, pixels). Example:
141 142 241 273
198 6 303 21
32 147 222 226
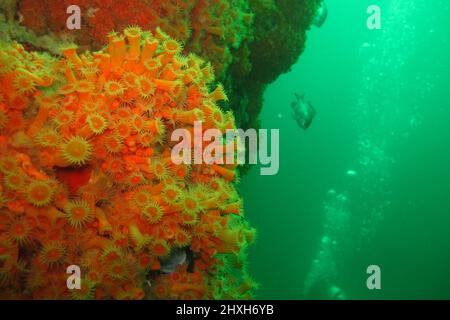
291 93 316 130
312 2 328 28
157 246 197 274
160 248 186 273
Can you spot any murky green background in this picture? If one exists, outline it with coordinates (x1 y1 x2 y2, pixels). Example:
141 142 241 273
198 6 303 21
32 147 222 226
240 0 450 299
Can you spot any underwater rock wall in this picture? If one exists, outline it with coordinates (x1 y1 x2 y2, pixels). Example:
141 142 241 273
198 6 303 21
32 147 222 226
0 28 256 299
17 0 252 80
0 0 320 299
10 0 320 129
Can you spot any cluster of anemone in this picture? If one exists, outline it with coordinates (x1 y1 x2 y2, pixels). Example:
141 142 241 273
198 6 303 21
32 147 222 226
0 27 257 299
226 0 323 130
17 0 253 80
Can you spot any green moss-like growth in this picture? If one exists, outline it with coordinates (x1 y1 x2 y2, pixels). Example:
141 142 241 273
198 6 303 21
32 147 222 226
248 0 319 83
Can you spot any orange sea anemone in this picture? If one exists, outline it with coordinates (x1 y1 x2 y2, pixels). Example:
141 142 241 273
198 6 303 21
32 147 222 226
39 242 67 268
26 180 55 207
61 136 94 166
0 27 256 300
64 200 94 228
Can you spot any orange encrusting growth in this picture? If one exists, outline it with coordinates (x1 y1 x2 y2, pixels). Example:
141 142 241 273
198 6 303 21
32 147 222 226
18 0 253 80
0 27 256 299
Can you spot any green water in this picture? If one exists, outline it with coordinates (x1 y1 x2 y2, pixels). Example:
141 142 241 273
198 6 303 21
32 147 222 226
240 0 450 299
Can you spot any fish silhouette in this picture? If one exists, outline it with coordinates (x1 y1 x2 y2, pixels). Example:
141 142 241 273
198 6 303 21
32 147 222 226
312 2 328 28
291 93 317 130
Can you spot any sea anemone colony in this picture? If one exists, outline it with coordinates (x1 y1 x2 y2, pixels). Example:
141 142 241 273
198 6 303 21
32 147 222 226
3 0 322 130
0 0 323 300
0 27 257 299
17 0 253 80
